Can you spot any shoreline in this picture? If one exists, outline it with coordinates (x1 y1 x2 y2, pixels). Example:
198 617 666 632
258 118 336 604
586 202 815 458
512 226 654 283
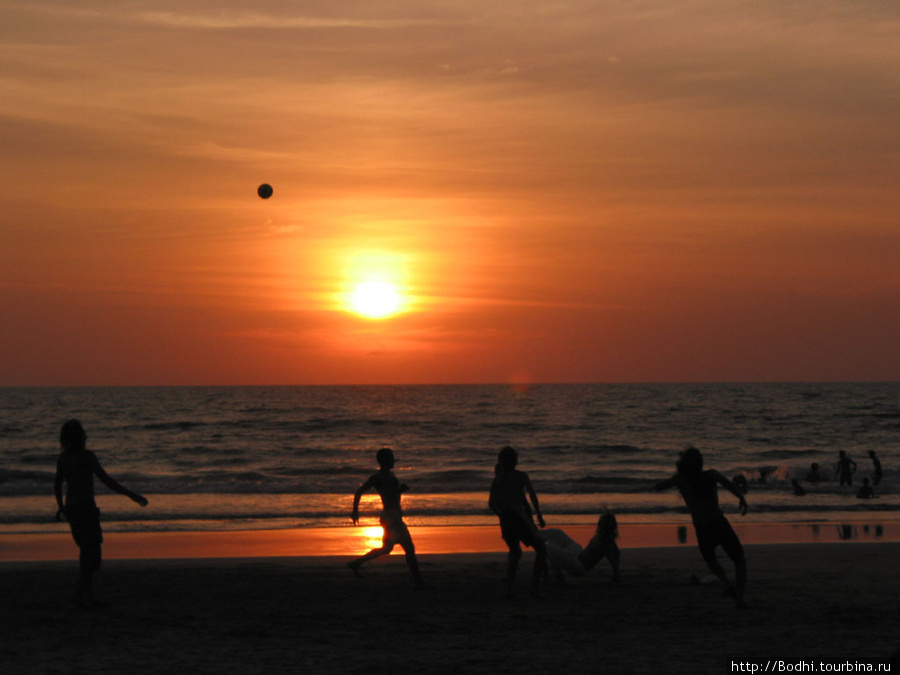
2 520 896 563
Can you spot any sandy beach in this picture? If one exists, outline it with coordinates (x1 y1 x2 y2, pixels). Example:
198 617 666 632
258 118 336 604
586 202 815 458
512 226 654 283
3 538 898 674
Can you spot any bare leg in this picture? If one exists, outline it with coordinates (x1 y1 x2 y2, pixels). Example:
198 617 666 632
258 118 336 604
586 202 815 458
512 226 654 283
702 551 734 594
348 543 394 577
733 556 748 608
506 543 522 597
76 543 101 606
531 540 547 596
401 542 426 588
608 542 621 584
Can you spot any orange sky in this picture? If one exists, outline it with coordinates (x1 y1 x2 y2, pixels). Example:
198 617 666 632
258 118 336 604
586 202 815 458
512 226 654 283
2 2 898 385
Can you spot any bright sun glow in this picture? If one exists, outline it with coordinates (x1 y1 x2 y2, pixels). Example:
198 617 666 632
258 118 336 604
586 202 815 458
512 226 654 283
362 525 385 551
350 280 402 319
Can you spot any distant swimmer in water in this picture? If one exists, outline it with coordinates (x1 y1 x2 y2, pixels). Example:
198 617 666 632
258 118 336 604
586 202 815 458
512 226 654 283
856 478 876 500
541 510 620 584
791 479 807 496
655 446 748 609
805 462 825 483
835 451 857 487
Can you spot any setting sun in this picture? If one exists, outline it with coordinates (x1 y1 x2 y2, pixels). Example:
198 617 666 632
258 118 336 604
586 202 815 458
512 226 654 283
349 281 402 319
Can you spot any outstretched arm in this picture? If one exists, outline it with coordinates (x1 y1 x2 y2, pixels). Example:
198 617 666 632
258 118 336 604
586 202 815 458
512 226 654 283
91 454 148 507
523 474 545 528
712 470 747 515
654 475 678 491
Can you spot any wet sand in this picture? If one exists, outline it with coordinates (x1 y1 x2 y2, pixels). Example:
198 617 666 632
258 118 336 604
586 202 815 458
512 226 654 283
3 541 898 674
2 520 896 562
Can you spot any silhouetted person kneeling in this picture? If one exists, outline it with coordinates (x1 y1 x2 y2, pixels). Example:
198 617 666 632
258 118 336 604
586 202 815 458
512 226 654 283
54 419 148 607
349 448 424 587
655 446 748 609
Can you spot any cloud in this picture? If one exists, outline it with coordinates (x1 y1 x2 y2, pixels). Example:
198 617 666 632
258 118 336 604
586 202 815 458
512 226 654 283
133 10 445 31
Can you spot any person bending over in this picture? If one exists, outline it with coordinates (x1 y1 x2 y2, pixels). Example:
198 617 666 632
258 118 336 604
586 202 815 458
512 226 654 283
655 446 747 609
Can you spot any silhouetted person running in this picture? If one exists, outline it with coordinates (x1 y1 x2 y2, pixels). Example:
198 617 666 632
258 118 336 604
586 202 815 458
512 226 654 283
489 446 547 597
655 446 748 609
54 419 148 607
349 448 424 587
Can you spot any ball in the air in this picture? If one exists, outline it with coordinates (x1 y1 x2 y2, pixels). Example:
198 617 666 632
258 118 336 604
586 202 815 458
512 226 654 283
257 183 273 199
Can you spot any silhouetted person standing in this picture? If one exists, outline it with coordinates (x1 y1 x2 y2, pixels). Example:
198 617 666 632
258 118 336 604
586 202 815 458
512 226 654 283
349 448 424 587
655 446 748 609
489 446 547 597
54 419 148 607
835 450 857 487
868 450 883 486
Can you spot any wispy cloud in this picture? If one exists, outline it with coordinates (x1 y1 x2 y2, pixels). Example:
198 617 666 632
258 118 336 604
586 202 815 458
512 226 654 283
134 10 445 31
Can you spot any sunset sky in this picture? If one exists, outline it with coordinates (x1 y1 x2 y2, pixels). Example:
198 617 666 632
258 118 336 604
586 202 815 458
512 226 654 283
2 1 898 385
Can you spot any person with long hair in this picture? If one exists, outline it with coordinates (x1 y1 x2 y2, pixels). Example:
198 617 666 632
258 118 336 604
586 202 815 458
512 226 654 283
54 419 148 606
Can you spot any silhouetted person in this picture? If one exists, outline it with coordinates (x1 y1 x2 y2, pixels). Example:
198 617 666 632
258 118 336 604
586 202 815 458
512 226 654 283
856 478 876 499
489 446 546 597
655 446 748 609
732 475 749 494
349 448 424 587
868 450 883 486
54 419 148 607
541 510 620 584
835 451 857 486
805 462 825 483
791 479 806 496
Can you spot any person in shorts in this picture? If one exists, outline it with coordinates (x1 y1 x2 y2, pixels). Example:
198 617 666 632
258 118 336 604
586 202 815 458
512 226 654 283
54 419 148 606
349 448 424 587
489 446 547 597
655 446 748 608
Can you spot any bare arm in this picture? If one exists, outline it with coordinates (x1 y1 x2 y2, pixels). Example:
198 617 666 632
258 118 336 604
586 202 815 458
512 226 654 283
654 475 678 491
351 475 375 524
712 470 747 515
91 454 148 507
54 458 65 520
523 474 545 527
488 478 499 515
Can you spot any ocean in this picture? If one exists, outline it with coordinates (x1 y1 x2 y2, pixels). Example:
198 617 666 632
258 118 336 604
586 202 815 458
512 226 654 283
1 383 898 541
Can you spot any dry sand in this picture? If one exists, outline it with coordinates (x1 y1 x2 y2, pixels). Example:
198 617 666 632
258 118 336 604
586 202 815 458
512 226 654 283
3 542 898 674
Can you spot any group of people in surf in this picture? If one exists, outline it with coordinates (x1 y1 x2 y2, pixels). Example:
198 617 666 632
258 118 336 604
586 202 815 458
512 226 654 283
789 450 883 499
